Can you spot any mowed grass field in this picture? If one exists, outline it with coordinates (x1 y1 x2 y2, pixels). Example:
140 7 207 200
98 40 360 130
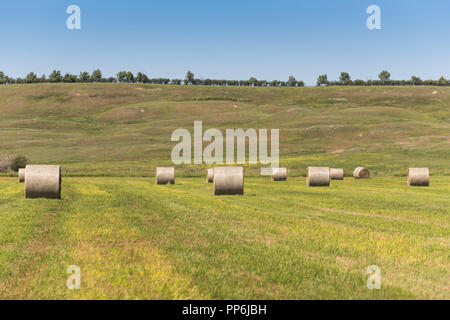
0 176 448 299
0 84 449 299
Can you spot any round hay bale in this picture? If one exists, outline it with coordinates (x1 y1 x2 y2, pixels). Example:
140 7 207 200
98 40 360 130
213 167 244 195
272 168 287 181
156 167 175 185
25 165 61 199
307 167 330 187
206 168 214 183
353 167 370 179
330 168 344 180
407 168 429 186
18 168 25 183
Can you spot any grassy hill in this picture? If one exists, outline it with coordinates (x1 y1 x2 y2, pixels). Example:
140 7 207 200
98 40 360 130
0 83 449 176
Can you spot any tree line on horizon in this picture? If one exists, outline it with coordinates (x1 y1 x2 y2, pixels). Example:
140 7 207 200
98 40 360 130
316 71 450 87
0 69 449 87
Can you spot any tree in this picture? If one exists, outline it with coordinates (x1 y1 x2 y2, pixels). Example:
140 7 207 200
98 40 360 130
79 72 90 82
125 72 135 83
287 76 297 87
141 74 150 83
63 73 77 82
248 77 258 86
25 72 38 83
438 76 448 86
136 73 150 83
117 71 127 83
185 71 194 85
317 74 328 86
11 155 28 172
339 72 351 84
378 70 391 85
297 80 305 87
49 70 63 82
91 69 102 82
270 80 280 87
63 73 77 83
135 72 146 83
411 76 422 86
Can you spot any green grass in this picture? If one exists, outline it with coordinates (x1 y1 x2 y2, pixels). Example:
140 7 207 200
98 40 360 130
0 83 449 176
0 176 448 299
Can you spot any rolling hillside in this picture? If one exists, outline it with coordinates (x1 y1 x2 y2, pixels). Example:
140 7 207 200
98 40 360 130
0 83 449 176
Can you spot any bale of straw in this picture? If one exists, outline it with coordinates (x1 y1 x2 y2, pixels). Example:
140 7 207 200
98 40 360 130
25 165 61 199
156 167 175 185
307 167 330 187
213 167 244 195
407 168 430 186
353 167 370 179
206 168 214 183
272 168 287 181
330 168 344 180
18 168 25 183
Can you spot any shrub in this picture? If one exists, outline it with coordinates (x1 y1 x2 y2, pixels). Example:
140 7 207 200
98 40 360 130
0 156 13 172
11 155 28 172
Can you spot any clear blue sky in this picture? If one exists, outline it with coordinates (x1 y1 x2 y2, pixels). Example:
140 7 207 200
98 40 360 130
1 0 449 85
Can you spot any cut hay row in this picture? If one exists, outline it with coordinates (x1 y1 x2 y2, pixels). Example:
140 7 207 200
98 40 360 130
16 165 431 200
